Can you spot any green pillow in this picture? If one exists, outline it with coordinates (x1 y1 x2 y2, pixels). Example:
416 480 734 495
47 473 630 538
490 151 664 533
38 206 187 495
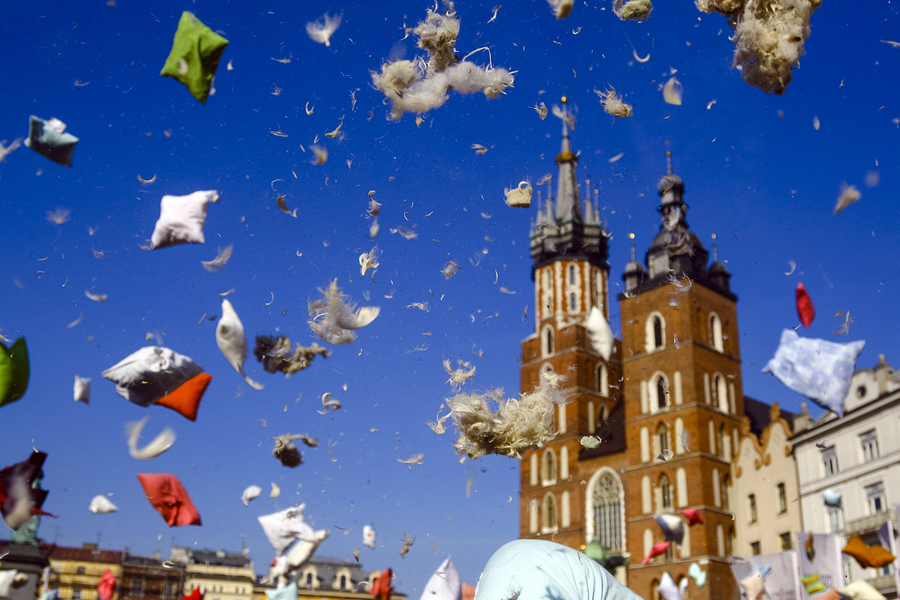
160 12 229 104
0 337 30 407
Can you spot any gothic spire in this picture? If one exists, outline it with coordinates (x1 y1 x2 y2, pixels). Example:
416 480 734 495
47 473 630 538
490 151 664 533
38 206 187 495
554 97 582 222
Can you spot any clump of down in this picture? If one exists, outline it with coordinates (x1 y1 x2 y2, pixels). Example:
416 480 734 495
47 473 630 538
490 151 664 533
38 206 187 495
695 0 821 94
434 371 573 459
595 87 633 118
372 1 515 120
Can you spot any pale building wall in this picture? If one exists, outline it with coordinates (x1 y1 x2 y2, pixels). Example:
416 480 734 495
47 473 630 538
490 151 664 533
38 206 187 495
731 403 802 557
791 357 900 592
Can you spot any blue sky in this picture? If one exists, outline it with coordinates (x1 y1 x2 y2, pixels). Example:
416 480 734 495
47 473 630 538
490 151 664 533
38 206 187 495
1 0 898 594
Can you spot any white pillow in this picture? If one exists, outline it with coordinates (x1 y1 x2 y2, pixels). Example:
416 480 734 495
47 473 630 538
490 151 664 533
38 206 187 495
839 581 887 600
150 190 220 249
101 346 203 406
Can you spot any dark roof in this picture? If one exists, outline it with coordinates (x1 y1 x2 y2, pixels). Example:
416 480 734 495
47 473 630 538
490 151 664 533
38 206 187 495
297 556 370 590
187 549 251 568
578 398 626 460
743 396 795 438
45 545 123 564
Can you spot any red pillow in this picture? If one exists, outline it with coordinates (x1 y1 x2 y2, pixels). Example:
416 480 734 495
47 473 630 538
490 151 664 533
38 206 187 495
155 373 212 421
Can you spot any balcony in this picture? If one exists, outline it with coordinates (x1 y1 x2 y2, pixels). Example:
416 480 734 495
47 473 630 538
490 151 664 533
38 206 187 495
867 574 896 593
843 508 896 535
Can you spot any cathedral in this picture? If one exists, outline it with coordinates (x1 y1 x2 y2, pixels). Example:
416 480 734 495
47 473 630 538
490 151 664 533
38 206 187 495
519 103 743 600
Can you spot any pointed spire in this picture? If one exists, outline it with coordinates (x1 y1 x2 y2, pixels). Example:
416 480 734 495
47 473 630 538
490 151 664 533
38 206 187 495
711 243 718 262
554 96 582 222
666 150 673 175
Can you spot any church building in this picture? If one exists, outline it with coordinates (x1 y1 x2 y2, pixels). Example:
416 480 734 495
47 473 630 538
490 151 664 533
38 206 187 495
519 100 742 600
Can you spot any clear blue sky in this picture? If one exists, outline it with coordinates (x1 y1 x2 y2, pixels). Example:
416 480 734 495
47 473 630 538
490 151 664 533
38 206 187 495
1 0 898 594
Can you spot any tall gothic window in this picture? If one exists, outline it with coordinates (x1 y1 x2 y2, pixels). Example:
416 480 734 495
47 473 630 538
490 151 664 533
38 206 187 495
657 377 667 408
660 473 672 509
542 450 557 484
657 423 669 457
592 472 622 552
542 494 557 531
653 316 663 348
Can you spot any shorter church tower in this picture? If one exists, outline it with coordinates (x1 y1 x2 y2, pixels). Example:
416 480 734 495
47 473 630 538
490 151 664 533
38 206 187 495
619 153 741 600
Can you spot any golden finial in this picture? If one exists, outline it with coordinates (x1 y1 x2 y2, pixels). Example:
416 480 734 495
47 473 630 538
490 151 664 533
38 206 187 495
561 95 568 104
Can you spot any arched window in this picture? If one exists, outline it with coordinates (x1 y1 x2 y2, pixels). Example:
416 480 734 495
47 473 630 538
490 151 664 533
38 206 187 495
660 473 672 510
717 424 725 459
645 313 666 352
591 472 623 552
542 494 557 531
529 499 539 533
340 576 347 590
713 374 728 412
709 313 724 352
542 449 557 484
597 363 608 395
676 467 688 507
675 418 685 455
569 293 576 311
657 423 669 457
543 326 554 356
306 573 313 587
640 427 650 463
722 474 731 511
651 579 661 600
657 377 668 408
569 265 576 283
642 475 652 514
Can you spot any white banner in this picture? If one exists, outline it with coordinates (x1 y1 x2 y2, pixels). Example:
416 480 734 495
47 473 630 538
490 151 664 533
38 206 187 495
796 532 843 597
732 551 800 600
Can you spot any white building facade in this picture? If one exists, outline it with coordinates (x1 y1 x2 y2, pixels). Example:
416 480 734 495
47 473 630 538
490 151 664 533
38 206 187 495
791 355 900 597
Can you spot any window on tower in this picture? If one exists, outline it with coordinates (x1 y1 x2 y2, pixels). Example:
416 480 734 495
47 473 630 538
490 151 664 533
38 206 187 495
541 449 557 484
569 292 576 311
645 313 666 352
709 312 724 352
542 494 557 532
657 423 669 458
596 363 608 395
543 326 554 356
659 473 672 510
591 471 623 552
657 377 667 408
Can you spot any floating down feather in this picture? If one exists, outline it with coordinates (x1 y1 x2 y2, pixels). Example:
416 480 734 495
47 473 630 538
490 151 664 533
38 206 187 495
127 417 176 460
216 299 264 390
308 280 380 345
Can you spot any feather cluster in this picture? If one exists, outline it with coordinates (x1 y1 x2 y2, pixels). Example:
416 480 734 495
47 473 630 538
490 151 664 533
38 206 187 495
695 0 821 94
372 2 515 120
595 87 633 118
308 280 380 345
253 335 329 375
435 372 573 459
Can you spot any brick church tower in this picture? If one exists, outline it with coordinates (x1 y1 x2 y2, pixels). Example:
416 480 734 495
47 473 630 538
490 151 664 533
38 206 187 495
618 153 742 600
520 108 743 600
519 99 630 581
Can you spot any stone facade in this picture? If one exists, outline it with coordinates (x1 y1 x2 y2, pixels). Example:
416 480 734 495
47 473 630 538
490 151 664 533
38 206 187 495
730 401 802 557
791 356 900 597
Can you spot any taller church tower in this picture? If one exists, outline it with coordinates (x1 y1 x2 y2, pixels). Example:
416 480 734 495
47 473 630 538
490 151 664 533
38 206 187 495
619 153 742 600
519 99 631 582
